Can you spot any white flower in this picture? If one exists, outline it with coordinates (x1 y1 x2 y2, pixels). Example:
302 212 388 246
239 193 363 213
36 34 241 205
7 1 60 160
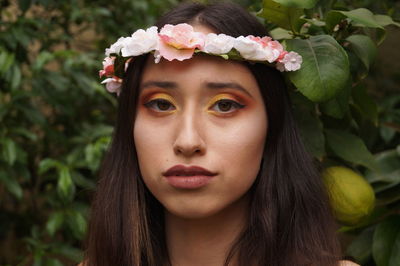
233 36 276 62
101 77 122 95
263 45 281 63
153 50 162 64
105 37 126 56
121 26 159 57
203 33 235 54
280 51 302 71
265 41 283 62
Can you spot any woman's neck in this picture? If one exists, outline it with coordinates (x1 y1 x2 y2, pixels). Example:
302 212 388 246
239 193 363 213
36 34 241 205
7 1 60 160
164 193 250 266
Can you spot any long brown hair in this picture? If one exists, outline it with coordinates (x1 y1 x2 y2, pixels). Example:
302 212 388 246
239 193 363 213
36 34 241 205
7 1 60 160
83 2 342 265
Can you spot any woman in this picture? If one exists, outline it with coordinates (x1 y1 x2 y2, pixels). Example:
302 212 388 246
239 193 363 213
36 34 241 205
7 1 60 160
81 2 359 265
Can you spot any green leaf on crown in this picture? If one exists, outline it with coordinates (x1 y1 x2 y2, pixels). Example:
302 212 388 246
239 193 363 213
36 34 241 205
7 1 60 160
285 35 350 102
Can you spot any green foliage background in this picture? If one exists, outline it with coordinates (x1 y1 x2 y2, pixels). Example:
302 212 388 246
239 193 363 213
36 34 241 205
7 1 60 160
0 0 399 265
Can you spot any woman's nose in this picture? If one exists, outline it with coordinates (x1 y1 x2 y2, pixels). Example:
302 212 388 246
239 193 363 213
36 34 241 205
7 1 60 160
173 112 206 157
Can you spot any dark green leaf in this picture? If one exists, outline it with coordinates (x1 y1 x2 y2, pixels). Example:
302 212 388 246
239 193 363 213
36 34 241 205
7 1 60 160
346 226 374 264
389 232 400 266
269 27 292 39
373 216 400 266
325 129 378 170
294 110 325 159
272 0 318 9
330 8 384 29
345 35 377 75
33 51 55 71
0 170 23 200
326 9 387 44
39 158 61 175
51 244 83 262
0 51 15 74
18 0 32 12
45 212 64 236
10 65 22 90
325 10 346 33
259 0 304 31
12 127 38 141
286 35 350 102
17 104 46 125
374 15 400 27
67 211 87 240
320 78 351 119
57 167 75 200
365 149 400 184
71 171 96 190
1 137 17 166
351 84 378 125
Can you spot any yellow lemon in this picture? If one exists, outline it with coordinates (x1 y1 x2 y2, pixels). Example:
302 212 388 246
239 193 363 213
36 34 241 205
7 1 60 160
322 166 375 225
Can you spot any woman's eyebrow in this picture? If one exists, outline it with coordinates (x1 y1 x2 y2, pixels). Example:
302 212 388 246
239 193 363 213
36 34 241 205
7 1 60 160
204 82 254 98
140 81 177 90
140 80 253 99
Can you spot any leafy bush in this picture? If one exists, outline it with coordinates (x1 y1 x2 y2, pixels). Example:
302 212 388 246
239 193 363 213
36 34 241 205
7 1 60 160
0 0 399 265
255 0 400 265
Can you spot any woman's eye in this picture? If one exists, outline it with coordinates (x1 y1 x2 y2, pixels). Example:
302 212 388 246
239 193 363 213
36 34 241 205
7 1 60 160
144 98 245 114
144 99 175 112
211 99 245 114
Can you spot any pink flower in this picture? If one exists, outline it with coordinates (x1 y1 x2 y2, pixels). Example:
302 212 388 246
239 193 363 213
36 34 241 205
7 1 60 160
266 40 283 61
234 36 279 62
249 36 272 47
101 77 122 95
277 51 288 62
236 36 282 63
99 56 115 78
268 40 283 52
158 23 205 61
279 51 302 71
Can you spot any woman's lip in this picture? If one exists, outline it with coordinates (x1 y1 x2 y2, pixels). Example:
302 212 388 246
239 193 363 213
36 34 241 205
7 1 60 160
165 175 215 189
163 164 217 177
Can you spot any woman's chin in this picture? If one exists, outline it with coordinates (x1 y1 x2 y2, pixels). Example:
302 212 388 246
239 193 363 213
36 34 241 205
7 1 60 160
163 201 225 220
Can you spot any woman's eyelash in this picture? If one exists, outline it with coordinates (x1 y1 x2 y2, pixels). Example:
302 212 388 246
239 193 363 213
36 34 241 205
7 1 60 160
144 99 175 112
143 98 245 113
211 99 245 113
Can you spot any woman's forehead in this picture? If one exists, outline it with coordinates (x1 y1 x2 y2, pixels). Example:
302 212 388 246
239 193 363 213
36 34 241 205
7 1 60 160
140 55 259 95
142 53 250 79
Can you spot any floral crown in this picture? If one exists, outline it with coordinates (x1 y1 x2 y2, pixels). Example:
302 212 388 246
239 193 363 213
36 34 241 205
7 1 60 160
99 23 302 95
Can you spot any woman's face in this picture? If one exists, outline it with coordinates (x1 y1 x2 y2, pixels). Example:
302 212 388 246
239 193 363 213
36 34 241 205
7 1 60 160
133 46 268 219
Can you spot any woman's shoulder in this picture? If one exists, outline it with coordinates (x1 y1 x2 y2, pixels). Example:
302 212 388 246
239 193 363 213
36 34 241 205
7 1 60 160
339 260 360 266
